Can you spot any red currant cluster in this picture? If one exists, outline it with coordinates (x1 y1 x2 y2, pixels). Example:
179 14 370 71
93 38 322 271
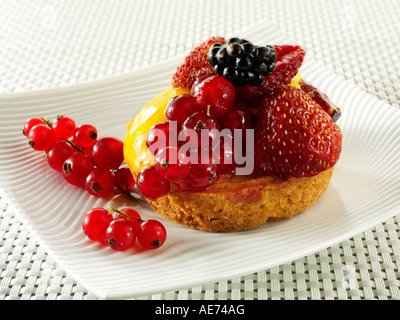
138 74 253 200
22 116 135 199
82 206 166 251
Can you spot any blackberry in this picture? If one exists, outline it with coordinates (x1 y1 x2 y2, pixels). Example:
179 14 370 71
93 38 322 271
207 38 276 86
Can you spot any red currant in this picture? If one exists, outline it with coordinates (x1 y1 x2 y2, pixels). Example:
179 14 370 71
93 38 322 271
91 137 124 170
217 100 252 131
73 124 98 148
183 149 221 190
181 111 220 150
62 152 94 187
115 167 135 191
190 75 209 98
234 83 266 108
85 167 115 198
164 94 198 125
27 124 57 152
51 116 76 139
82 208 113 243
154 146 190 181
114 208 142 231
23 117 46 136
137 219 167 249
105 219 136 251
191 75 235 117
136 166 170 200
212 132 236 175
146 121 180 155
47 140 75 171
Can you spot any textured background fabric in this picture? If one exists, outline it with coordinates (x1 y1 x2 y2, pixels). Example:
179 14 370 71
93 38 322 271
1 0 399 299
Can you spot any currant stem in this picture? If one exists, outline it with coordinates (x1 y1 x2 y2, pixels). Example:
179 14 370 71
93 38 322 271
114 182 138 203
62 137 99 168
41 117 53 128
64 138 83 153
108 206 143 222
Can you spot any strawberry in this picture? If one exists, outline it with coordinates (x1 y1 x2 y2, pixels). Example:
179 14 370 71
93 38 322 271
263 45 306 89
171 37 227 89
254 86 342 179
235 45 305 107
299 79 342 122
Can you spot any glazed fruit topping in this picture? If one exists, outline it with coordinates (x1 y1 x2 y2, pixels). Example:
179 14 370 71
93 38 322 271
136 166 171 200
181 110 221 148
191 75 236 117
235 45 306 107
154 146 191 181
146 121 180 156
165 94 199 125
212 132 236 175
23 115 136 200
262 45 305 89
218 100 253 132
172 36 227 89
254 86 342 178
82 206 166 251
208 38 277 86
139 75 240 198
182 148 221 191
139 72 254 198
136 38 341 201
299 79 342 122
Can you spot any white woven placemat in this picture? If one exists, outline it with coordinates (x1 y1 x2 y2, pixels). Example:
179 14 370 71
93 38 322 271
1 0 399 300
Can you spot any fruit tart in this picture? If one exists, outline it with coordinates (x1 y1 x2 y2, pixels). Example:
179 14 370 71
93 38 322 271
123 37 342 232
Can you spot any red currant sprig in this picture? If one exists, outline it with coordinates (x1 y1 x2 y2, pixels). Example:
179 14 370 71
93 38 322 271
82 206 167 251
22 115 137 202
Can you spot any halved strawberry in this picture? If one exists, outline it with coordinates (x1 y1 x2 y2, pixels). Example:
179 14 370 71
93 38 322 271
254 86 342 179
262 45 306 89
235 45 306 107
299 79 342 122
171 37 227 89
